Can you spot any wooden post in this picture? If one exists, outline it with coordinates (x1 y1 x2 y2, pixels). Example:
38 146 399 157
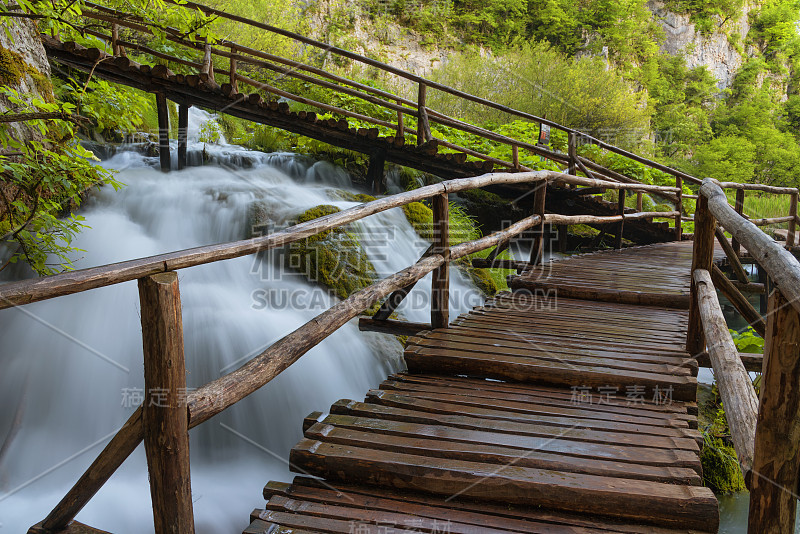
155 93 170 172
417 83 431 146
636 192 643 212
202 41 214 79
732 188 745 255
529 182 547 264
512 145 520 170
366 149 386 195
111 23 125 57
615 190 625 249
138 272 195 534
177 103 189 171
786 191 797 248
674 176 683 241
687 194 716 355
558 224 567 254
396 100 404 144
748 289 800 533
229 45 238 94
431 193 449 329
711 264 766 337
568 132 577 176
715 226 749 284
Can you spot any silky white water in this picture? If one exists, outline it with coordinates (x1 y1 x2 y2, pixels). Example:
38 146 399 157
0 110 486 532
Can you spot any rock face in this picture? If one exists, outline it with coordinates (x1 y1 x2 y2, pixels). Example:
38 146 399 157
648 0 750 89
0 17 54 143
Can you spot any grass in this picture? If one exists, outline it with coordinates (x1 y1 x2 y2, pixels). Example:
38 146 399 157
724 190 794 233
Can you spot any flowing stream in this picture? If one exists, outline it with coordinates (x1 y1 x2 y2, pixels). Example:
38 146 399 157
0 110 487 532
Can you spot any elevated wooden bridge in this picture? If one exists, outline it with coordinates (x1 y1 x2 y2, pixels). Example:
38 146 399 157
3 2 800 532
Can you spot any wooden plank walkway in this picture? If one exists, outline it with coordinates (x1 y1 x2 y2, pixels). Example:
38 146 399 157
246 242 721 533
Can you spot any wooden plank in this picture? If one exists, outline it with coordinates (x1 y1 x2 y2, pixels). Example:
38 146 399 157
364 390 699 441
289 439 719 531
404 346 697 402
508 279 691 309
312 413 700 470
378 380 690 427
687 194 716 355
280 477 706 534
331 400 699 451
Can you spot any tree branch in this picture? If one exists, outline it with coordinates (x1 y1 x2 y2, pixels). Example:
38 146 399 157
0 111 91 124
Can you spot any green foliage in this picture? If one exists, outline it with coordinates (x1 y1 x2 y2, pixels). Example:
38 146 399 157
664 0 745 35
426 44 651 142
0 88 121 275
57 79 152 136
730 326 765 354
699 383 747 494
701 433 747 493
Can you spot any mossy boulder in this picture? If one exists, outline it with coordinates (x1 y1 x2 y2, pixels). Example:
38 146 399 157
402 201 434 240
328 190 377 203
464 265 499 296
286 204 377 300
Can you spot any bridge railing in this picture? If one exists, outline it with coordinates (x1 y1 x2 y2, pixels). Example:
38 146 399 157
0 170 683 534
688 178 800 533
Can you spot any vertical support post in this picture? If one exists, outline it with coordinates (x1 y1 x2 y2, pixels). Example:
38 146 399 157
366 149 386 195
732 188 745 255
417 83 431 146
431 193 450 329
636 192 643 212
786 191 797 248
396 101 404 144
568 132 577 176
558 224 567 254
229 45 238 94
529 182 547 264
155 93 170 172
748 288 800 534
138 272 195 534
111 23 125 57
202 41 214 79
615 190 626 249
675 176 683 241
177 103 189 171
512 145 520 170
687 194 716 355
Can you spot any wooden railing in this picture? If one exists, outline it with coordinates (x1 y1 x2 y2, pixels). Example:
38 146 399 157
0 170 684 534
688 178 800 534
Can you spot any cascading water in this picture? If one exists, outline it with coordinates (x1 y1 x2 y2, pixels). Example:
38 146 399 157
0 109 487 532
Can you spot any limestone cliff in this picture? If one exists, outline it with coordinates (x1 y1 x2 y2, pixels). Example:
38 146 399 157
648 0 752 89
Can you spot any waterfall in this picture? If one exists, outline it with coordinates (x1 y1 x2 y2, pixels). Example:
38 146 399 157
0 109 486 533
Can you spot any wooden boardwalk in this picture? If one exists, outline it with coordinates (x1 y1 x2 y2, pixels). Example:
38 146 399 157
246 242 721 533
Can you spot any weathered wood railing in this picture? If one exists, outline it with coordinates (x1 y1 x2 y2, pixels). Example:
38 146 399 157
0 170 681 534
688 178 800 534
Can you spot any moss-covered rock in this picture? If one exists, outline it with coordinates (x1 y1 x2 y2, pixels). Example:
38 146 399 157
286 204 377 300
328 190 377 203
0 45 26 86
464 266 499 296
402 201 434 240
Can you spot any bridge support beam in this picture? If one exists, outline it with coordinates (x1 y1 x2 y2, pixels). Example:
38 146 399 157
366 149 386 194
155 93 171 172
177 103 190 170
